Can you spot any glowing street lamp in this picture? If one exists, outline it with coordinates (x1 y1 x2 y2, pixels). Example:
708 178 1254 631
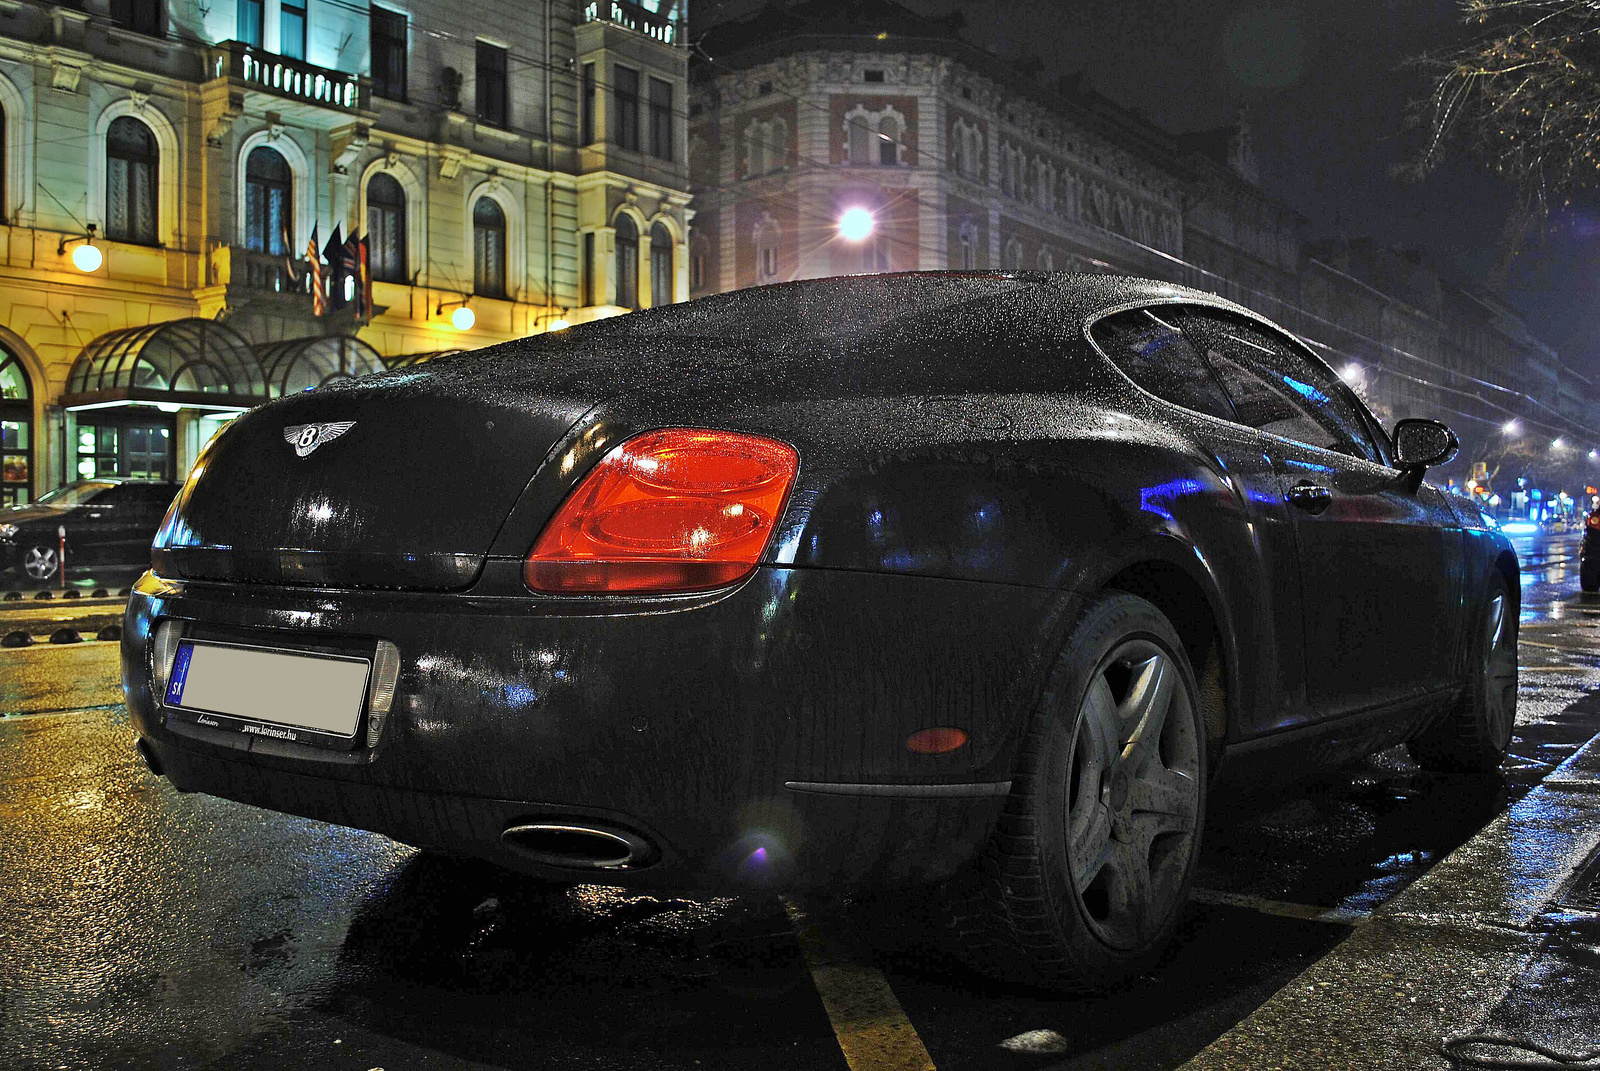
838 207 875 242
59 224 102 273
1552 437 1565 449
1503 419 1520 435
437 294 475 331
1340 363 1362 384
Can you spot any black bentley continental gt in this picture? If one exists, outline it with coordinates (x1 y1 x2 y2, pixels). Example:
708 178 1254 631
122 273 1518 989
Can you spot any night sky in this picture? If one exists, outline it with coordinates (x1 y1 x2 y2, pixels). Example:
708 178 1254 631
701 0 1600 380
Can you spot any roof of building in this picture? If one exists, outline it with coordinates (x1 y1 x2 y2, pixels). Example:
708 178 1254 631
692 0 1194 177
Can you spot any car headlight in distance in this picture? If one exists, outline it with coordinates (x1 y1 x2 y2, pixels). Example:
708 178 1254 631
526 428 799 594
0 522 16 540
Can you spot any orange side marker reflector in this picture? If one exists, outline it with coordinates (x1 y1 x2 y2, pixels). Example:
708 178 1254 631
904 727 968 755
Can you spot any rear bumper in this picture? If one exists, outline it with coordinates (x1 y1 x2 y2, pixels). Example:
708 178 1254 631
123 566 1058 890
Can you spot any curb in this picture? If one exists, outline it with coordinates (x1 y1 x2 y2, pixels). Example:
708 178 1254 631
1182 731 1600 1071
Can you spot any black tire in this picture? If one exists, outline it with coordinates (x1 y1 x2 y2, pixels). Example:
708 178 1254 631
947 591 1207 991
1407 573 1517 775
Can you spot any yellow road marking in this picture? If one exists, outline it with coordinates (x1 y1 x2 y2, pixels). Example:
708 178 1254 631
783 898 936 1071
1518 638 1597 654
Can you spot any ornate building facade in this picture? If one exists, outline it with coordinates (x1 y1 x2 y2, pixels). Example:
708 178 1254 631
0 0 690 503
689 0 1600 498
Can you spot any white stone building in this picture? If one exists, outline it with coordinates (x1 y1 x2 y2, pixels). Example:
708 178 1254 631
0 0 690 502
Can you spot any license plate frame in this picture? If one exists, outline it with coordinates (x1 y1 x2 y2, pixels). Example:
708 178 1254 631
162 637 373 751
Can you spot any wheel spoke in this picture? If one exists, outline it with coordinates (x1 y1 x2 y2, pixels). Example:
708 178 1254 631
1126 764 1198 827
1104 840 1156 944
1118 654 1173 771
1069 801 1114 889
1082 676 1122 771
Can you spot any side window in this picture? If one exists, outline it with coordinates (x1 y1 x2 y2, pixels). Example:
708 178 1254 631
1180 310 1379 461
1090 309 1237 422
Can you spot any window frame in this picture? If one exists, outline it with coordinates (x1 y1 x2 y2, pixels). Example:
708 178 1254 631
472 196 507 298
1173 304 1391 464
243 145 292 255
370 7 408 101
365 171 407 283
614 65 640 151
1087 306 1240 425
236 0 262 46
105 115 160 246
475 41 509 128
614 213 639 310
279 0 306 59
649 222 673 306
648 76 673 161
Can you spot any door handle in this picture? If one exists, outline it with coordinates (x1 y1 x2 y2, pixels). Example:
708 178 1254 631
1287 481 1333 515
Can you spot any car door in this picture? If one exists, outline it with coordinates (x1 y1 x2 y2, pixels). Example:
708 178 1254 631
1178 308 1463 720
63 483 125 565
1090 306 1316 734
89 484 150 566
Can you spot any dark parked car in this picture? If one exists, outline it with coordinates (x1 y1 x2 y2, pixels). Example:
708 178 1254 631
121 273 1518 989
1583 506 1599 592
2 478 178 582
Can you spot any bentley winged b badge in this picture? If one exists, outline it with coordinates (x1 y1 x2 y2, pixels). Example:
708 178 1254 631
283 422 356 458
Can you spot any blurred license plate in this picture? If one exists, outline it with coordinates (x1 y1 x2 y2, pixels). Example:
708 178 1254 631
163 639 371 748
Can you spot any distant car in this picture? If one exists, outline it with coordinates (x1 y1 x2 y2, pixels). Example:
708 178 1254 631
0 478 179 582
122 273 1519 991
1583 507 1599 592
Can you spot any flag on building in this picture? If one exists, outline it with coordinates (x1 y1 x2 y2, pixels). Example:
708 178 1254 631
322 225 345 310
306 224 324 316
344 232 371 321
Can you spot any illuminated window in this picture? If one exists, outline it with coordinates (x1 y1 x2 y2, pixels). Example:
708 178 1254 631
243 145 291 254
473 197 506 297
106 116 158 245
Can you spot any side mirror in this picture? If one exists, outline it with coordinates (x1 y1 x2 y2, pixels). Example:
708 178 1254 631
1392 418 1459 490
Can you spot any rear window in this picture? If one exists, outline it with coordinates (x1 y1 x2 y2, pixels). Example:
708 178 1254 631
1091 309 1236 421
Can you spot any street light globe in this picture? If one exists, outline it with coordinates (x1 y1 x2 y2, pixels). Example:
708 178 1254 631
1340 363 1361 384
1552 437 1565 449
1590 449 1598 460
1503 419 1520 435
71 242 102 273
547 317 570 332
451 305 476 331
838 207 875 242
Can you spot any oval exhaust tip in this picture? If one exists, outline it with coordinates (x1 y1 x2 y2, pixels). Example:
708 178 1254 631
501 822 654 870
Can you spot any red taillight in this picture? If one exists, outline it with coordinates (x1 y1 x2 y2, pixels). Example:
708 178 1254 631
1588 512 1600 530
526 428 799 594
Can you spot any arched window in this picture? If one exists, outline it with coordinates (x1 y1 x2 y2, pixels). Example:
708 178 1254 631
244 146 292 254
367 172 407 283
746 121 766 178
1037 248 1054 272
754 215 779 284
0 345 31 505
106 116 158 244
877 114 899 165
958 220 977 270
649 222 673 307
847 116 871 164
614 213 639 310
769 117 788 171
473 197 507 298
1004 237 1023 271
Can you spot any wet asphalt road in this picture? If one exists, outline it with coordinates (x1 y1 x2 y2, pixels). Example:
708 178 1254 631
1 534 1598 1070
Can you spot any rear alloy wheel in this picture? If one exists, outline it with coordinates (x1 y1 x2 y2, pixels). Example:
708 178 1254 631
21 545 59 582
950 592 1206 990
1407 574 1517 775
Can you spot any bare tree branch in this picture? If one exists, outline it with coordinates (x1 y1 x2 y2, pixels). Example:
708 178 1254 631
1403 1 1600 279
